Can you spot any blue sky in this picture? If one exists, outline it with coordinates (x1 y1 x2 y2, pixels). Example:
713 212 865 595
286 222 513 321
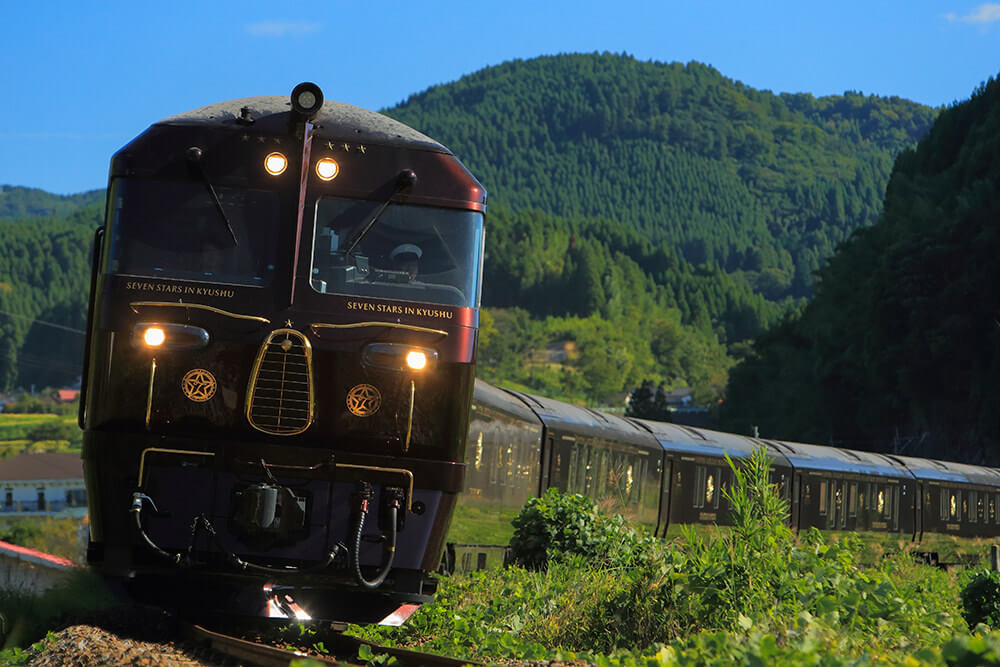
3 1 998 195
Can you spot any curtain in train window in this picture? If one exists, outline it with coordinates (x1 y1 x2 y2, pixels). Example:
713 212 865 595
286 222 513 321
970 490 979 524
694 466 707 509
566 448 579 493
583 446 595 495
819 481 828 515
849 483 858 517
941 489 950 521
863 482 870 511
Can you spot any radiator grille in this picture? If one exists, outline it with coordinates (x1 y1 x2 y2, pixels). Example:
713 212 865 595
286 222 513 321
246 329 314 435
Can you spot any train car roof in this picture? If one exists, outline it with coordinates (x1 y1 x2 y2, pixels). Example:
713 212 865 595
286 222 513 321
764 440 909 479
506 390 656 450
157 96 448 153
630 420 792 467
472 379 541 425
889 455 1000 486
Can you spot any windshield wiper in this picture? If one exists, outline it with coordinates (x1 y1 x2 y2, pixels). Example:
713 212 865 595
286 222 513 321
342 169 417 256
186 146 239 247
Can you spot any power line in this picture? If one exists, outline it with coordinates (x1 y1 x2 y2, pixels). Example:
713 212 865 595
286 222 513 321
0 309 85 335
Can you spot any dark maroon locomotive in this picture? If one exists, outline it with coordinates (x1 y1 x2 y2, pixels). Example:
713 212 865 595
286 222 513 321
80 83 485 622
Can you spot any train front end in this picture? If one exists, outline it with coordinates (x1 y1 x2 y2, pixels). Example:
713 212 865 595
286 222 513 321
80 84 485 623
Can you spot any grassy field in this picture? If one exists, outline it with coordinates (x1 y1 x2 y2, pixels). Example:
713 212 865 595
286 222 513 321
0 412 80 456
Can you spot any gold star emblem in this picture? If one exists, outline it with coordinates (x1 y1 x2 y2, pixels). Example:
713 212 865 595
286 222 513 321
181 369 217 402
342 143 351 152
285 319 293 327
241 134 249 142
257 136 265 143
358 145 366 154
346 384 381 417
327 140 335 150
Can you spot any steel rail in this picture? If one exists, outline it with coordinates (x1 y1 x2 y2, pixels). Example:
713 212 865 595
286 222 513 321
187 622 480 667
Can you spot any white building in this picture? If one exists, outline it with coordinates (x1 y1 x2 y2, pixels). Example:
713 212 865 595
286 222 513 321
0 452 87 518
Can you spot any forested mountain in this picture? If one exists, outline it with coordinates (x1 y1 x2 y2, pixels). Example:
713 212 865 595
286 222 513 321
722 75 1000 463
0 202 100 389
0 186 103 220
386 54 936 299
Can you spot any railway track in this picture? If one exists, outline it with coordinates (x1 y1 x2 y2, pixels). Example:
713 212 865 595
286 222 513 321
187 621 480 667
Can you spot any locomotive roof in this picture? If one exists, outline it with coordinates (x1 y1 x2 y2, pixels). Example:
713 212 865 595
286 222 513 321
888 455 1000 487
157 96 449 153
765 440 909 479
472 379 541 425
630 419 794 467
507 391 655 450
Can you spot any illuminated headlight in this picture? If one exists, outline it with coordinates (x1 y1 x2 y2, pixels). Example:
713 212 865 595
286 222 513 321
362 343 438 372
264 152 287 175
405 350 428 370
143 327 166 347
132 323 210 351
315 157 339 181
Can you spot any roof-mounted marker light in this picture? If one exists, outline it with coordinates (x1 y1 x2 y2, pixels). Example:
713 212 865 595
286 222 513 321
316 158 339 181
291 82 324 120
264 152 287 175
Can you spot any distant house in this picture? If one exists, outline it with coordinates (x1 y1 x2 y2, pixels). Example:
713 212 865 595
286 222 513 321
54 389 80 403
0 452 87 518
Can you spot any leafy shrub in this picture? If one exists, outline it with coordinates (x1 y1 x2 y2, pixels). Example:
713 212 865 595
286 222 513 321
962 571 1000 629
508 488 650 570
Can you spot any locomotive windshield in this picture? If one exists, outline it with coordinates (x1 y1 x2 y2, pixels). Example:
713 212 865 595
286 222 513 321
106 179 281 286
310 196 484 308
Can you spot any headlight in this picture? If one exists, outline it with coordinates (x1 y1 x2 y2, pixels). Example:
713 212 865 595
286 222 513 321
362 343 438 372
143 327 166 347
132 323 210 351
405 350 428 370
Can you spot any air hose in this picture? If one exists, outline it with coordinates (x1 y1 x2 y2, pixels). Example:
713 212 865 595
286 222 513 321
352 481 400 589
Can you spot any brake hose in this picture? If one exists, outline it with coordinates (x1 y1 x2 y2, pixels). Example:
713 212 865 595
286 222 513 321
352 481 399 589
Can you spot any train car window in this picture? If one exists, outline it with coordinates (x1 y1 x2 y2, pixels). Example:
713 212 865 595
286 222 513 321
962 493 969 522
990 496 996 524
892 486 900 530
970 491 979 524
837 483 846 528
950 492 959 520
995 494 1000 524
877 488 886 515
849 483 858 517
311 197 484 308
108 180 281 287
489 444 501 486
712 467 722 509
694 466 707 509
584 446 595 495
868 483 876 513
828 482 837 529
941 489 950 521
566 448 579 494
862 482 869 511
819 481 828 515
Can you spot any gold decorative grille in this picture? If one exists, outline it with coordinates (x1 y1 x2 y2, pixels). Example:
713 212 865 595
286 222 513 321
246 329 314 435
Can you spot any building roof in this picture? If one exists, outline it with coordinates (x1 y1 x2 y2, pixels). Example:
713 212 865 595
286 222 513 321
0 452 83 482
0 540 76 569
